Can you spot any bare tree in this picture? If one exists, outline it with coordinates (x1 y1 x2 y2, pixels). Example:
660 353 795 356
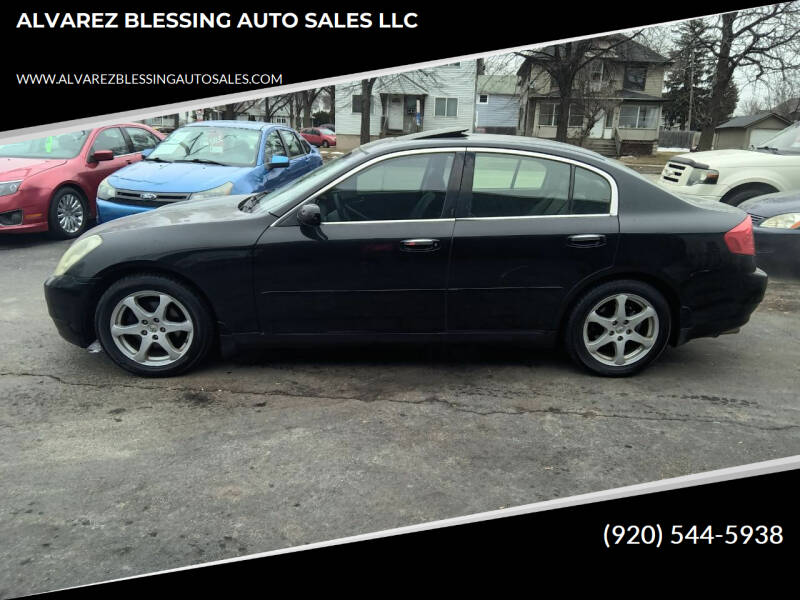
696 3 800 149
516 33 642 142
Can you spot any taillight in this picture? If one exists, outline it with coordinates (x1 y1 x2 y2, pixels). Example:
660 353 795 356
724 216 755 255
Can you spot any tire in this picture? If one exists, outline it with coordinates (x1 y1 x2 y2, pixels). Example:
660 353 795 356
322 140 329 148
48 187 88 239
94 274 214 377
721 185 776 207
564 280 671 377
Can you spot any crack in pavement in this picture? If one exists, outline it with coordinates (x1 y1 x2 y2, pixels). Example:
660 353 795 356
2 371 798 433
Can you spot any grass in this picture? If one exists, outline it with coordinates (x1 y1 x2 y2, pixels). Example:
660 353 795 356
618 152 682 166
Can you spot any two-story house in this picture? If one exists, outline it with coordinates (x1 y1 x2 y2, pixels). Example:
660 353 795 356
334 61 478 150
517 36 671 155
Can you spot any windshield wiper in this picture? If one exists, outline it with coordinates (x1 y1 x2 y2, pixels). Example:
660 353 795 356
175 158 227 166
756 146 780 153
146 156 173 163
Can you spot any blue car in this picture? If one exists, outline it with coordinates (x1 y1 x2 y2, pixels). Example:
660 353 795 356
96 121 323 223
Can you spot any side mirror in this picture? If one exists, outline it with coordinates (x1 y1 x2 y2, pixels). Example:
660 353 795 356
268 154 290 169
297 203 321 227
91 150 114 162
141 148 153 159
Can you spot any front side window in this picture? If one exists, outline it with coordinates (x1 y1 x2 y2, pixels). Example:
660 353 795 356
434 97 458 117
264 131 287 161
468 153 612 217
91 128 129 156
279 130 306 157
315 152 455 222
0 130 90 159
125 127 160 152
147 126 261 166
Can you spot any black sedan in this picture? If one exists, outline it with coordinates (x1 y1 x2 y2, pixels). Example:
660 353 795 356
44 128 767 377
740 191 800 279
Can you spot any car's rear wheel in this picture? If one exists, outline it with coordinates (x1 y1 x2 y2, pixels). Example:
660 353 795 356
322 140 329 148
48 187 88 239
565 280 671 376
95 274 214 377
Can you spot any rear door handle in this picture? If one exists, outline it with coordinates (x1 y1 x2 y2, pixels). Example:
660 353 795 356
567 234 606 247
400 238 440 252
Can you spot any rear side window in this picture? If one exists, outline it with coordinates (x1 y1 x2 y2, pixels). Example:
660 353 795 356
468 152 612 217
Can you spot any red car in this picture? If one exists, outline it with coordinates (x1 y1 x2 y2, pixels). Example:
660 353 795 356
299 127 336 148
0 124 164 238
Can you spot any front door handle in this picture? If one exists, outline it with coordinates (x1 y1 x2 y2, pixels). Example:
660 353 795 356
400 238 440 252
567 234 606 248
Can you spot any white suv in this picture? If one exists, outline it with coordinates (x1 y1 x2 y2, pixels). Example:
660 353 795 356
657 121 800 206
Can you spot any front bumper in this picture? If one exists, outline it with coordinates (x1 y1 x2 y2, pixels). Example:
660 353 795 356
96 198 154 224
753 228 800 279
675 268 768 345
44 273 100 347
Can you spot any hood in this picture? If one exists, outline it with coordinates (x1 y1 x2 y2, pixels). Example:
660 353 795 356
739 190 800 217
90 194 259 235
0 157 67 180
107 159 253 193
671 148 795 169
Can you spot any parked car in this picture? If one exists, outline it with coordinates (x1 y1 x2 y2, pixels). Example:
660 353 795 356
0 124 164 238
96 121 322 223
740 191 800 278
300 127 336 148
657 121 800 206
45 128 766 377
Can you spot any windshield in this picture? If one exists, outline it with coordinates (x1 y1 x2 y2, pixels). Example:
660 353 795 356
756 121 800 153
0 130 90 159
241 150 366 215
147 126 261 167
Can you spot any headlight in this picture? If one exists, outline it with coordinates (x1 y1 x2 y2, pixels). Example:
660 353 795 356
189 182 234 200
0 180 22 196
687 169 719 185
97 178 116 200
761 213 800 229
53 235 103 276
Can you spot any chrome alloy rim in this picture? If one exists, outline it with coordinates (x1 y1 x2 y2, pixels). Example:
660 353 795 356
582 293 659 367
56 193 84 234
109 291 194 366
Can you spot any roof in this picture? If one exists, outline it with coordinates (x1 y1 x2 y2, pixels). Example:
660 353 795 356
360 128 610 164
528 89 665 102
184 120 283 131
716 112 792 130
477 75 518 95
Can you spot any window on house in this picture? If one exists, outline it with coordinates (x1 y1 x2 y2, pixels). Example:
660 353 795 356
568 105 584 127
618 104 659 129
539 102 560 127
435 97 458 117
352 94 363 113
590 61 605 82
623 66 647 91
478 94 489 104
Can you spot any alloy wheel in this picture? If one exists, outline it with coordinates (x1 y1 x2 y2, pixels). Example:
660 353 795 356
582 293 659 367
109 290 195 366
56 193 85 234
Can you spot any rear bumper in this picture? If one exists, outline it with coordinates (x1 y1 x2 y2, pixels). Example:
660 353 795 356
675 268 768 345
96 198 154 224
44 273 99 347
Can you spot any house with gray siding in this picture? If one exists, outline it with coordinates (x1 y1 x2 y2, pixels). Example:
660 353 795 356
712 112 792 150
517 36 671 155
334 61 478 150
475 75 519 135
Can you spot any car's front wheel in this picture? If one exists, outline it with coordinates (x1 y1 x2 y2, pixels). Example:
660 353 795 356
95 274 214 377
322 140 330 148
565 280 671 376
49 187 88 239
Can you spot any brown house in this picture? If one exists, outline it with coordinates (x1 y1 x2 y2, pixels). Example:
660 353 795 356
712 112 792 150
517 36 670 156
